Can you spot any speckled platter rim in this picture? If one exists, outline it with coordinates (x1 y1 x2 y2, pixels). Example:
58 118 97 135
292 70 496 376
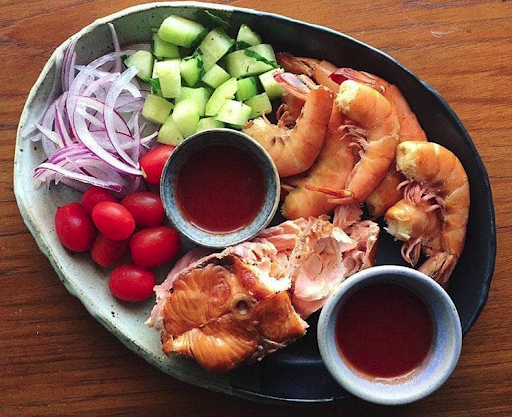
14 1 496 405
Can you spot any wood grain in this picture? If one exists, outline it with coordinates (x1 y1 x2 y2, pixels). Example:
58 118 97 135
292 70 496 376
1 0 511 415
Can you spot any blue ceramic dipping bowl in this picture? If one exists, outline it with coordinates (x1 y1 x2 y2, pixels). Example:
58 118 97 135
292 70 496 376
317 265 462 405
160 128 280 248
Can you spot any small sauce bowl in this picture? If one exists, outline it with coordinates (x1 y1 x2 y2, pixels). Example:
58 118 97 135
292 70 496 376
317 265 462 405
160 128 280 248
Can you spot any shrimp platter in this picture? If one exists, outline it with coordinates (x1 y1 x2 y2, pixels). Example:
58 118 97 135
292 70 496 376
18 5 492 402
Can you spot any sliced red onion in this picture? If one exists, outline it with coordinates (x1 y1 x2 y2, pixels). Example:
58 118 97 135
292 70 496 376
32 23 151 194
131 110 142 162
103 67 141 167
75 65 119 79
89 130 137 151
61 39 77 92
73 106 142 176
75 107 104 129
49 144 94 164
66 50 135 118
54 93 74 146
108 23 122 74
35 124 61 146
34 163 123 191
75 96 131 135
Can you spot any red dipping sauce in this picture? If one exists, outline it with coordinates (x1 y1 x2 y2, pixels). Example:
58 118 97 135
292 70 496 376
336 283 433 379
175 145 266 233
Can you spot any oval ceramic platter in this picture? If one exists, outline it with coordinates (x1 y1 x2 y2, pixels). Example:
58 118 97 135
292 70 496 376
14 1 496 404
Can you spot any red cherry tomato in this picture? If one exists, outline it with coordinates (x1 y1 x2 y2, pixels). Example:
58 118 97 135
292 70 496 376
139 144 175 185
121 191 165 227
109 263 155 302
55 203 96 252
91 234 129 268
92 202 135 241
81 186 117 214
130 226 180 267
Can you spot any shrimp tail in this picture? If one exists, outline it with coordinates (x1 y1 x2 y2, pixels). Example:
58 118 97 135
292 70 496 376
304 184 352 199
418 253 457 288
304 185 354 204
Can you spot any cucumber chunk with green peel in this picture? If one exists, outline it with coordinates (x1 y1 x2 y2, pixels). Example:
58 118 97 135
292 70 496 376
180 55 204 87
141 94 173 125
172 100 200 138
205 77 238 116
158 116 184 145
225 44 277 78
154 59 181 99
259 68 286 100
124 51 153 80
157 15 205 48
195 28 235 71
235 76 260 101
236 24 262 46
215 100 251 126
176 87 212 117
201 64 230 88
152 34 180 59
245 93 272 119
196 117 225 132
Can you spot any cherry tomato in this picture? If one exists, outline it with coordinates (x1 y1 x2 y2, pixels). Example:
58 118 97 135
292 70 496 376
55 203 95 252
139 144 175 185
92 202 135 241
121 191 165 227
109 263 155 302
130 226 180 267
91 234 129 268
81 186 117 214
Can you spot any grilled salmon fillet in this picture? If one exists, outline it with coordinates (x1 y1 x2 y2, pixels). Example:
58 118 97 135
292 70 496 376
147 217 379 373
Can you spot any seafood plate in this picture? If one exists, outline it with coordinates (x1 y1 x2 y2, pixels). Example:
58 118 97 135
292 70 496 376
14 2 496 404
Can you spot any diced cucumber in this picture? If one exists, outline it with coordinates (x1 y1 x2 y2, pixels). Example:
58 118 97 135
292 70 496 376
196 117 225 132
154 59 181 99
142 94 173 124
215 100 251 126
180 55 204 87
205 77 237 116
158 15 205 48
259 68 285 100
172 100 200 138
245 93 272 119
124 51 153 80
235 76 260 101
225 44 277 78
158 116 184 145
152 34 180 59
176 87 212 117
236 24 262 46
195 28 235 71
201 64 230 89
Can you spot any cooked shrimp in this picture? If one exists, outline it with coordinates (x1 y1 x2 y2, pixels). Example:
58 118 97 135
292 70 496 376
385 195 442 266
243 80 333 177
385 141 470 286
276 53 340 93
329 80 400 204
347 70 427 216
330 68 428 216
281 104 356 219
365 168 405 217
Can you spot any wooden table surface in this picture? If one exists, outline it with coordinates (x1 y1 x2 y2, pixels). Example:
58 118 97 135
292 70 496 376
1 0 511 416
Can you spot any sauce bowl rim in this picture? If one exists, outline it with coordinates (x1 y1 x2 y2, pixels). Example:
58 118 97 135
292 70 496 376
160 128 281 248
